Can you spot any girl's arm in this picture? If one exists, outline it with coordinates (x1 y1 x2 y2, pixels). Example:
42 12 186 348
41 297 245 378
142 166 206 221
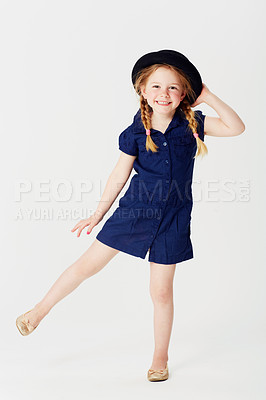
192 84 246 137
94 152 136 218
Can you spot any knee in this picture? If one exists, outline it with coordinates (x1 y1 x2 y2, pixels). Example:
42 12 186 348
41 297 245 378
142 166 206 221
150 286 173 304
72 258 98 279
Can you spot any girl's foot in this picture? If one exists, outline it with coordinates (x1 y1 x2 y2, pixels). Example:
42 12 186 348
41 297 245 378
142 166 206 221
16 304 46 335
147 359 169 382
21 305 44 328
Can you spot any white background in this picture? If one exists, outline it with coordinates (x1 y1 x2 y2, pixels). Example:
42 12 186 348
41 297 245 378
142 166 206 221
0 0 265 398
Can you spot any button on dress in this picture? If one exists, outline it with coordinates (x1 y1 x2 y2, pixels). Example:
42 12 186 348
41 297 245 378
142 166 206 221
96 107 206 265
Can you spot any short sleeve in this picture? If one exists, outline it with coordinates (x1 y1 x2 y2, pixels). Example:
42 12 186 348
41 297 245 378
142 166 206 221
194 110 206 142
118 127 138 156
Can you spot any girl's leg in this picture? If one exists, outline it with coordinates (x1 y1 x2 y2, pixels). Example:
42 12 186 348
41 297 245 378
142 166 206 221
23 239 120 328
149 261 176 370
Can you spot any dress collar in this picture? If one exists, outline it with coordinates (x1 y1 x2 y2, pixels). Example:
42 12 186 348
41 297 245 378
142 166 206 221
132 107 185 134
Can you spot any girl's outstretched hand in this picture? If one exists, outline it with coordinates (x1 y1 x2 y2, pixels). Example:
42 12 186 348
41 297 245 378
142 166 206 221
71 211 104 237
190 83 211 107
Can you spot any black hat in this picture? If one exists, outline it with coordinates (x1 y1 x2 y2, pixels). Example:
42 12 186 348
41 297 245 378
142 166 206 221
131 49 203 104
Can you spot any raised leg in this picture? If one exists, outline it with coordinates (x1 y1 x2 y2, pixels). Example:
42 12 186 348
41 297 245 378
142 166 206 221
22 239 120 328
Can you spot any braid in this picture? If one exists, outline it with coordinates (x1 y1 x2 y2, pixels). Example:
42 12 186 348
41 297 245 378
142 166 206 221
140 96 151 130
140 96 159 152
180 99 208 158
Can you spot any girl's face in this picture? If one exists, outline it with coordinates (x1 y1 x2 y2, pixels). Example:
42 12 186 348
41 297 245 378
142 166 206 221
141 67 186 117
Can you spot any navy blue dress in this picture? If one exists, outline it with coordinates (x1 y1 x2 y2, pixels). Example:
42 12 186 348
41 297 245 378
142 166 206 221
96 107 206 265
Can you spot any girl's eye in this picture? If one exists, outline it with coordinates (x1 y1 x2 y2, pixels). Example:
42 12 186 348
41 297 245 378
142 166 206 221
152 85 178 90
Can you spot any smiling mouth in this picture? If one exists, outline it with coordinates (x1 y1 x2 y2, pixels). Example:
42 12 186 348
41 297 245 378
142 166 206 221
156 101 172 106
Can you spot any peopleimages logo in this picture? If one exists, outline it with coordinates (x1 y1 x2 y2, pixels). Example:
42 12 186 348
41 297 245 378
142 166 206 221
13 178 251 222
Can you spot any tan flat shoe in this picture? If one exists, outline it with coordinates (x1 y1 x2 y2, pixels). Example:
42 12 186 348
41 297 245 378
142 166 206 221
147 362 169 382
16 309 38 336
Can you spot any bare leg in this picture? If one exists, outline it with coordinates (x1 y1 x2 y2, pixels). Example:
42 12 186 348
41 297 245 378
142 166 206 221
23 239 119 328
149 262 176 370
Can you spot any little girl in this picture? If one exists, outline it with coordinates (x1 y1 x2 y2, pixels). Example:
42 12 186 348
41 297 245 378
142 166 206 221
16 49 245 382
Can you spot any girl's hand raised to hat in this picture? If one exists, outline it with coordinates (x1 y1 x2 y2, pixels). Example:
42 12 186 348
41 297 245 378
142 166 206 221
71 211 104 237
190 83 211 107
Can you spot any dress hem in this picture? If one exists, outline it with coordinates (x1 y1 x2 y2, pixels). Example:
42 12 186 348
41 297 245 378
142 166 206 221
96 232 194 265
96 233 147 260
148 250 193 265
